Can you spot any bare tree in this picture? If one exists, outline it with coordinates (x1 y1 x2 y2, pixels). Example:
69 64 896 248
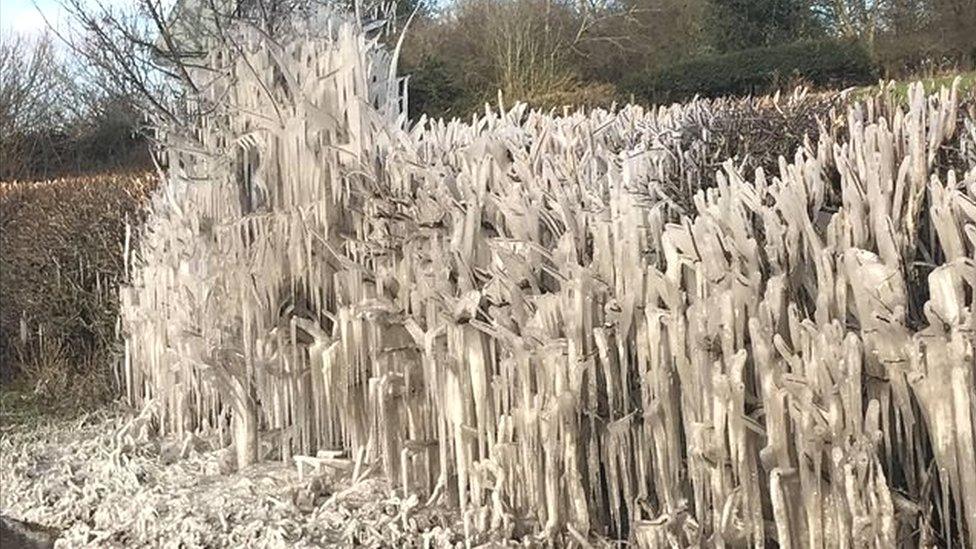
51 0 198 125
407 0 673 111
51 0 402 124
813 0 976 72
0 32 83 179
810 0 884 43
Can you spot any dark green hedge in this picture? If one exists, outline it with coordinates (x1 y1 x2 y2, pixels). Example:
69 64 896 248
624 39 878 104
405 55 466 120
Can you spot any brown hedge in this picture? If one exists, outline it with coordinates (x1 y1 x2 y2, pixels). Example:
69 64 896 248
0 170 156 393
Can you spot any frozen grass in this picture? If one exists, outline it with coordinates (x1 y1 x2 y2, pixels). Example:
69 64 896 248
0 409 464 547
852 70 976 102
0 381 46 430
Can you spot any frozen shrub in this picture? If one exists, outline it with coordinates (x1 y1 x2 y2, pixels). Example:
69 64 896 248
121 8 976 546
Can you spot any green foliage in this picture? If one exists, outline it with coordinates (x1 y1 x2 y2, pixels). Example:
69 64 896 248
624 38 878 104
405 55 465 119
389 0 971 119
705 0 821 52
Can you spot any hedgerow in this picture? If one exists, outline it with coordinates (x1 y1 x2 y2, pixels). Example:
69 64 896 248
624 38 877 104
0 171 155 395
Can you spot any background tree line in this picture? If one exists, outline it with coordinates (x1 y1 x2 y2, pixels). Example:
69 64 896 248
1 0 974 180
400 0 976 117
0 32 148 181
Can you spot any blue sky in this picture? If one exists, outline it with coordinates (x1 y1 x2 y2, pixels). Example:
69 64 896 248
1 0 67 34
